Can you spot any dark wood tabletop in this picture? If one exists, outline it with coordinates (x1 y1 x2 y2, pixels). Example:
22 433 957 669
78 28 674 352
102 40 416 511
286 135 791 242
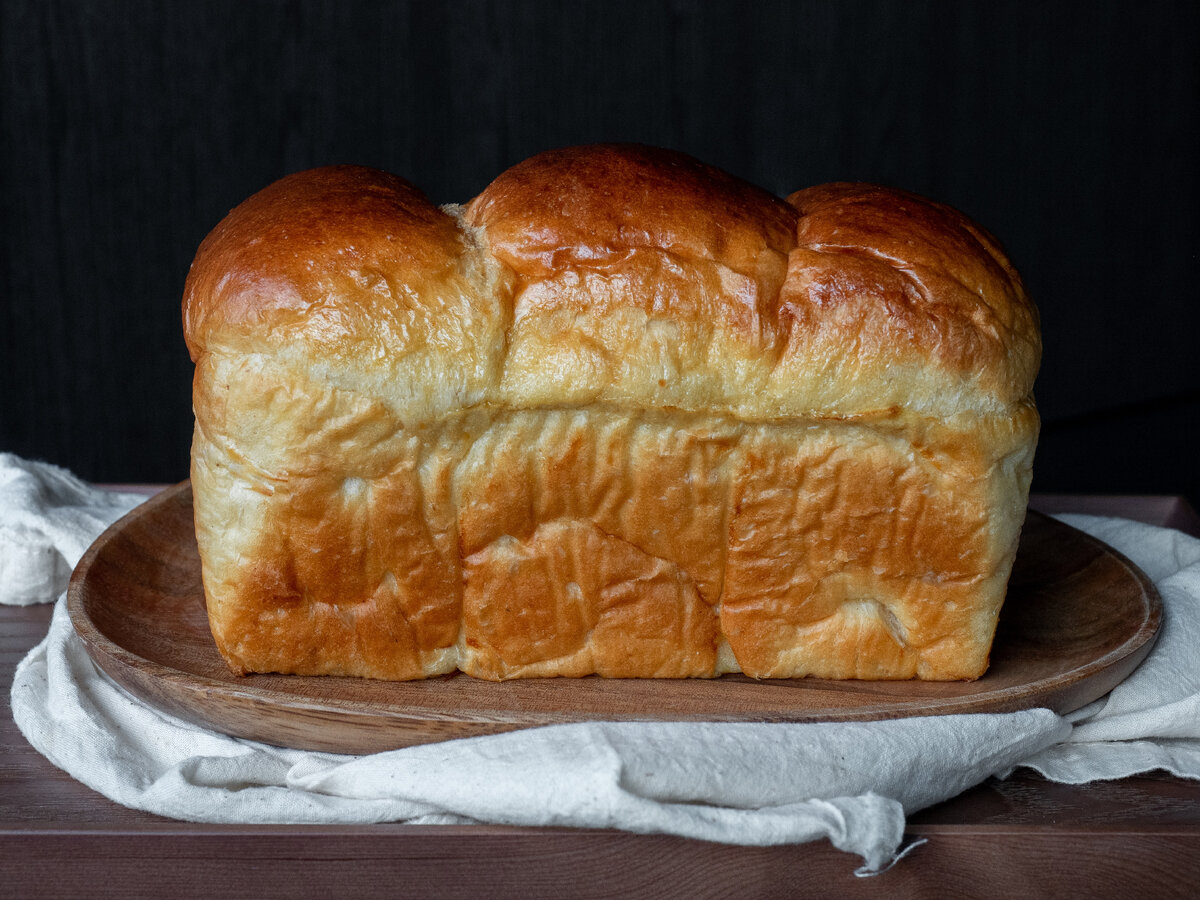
4 493 1200 898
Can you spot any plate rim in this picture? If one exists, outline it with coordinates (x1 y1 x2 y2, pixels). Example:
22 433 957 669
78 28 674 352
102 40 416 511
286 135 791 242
67 481 1164 747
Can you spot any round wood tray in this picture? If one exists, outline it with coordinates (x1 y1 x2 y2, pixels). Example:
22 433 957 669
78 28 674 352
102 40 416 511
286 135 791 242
68 482 1162 754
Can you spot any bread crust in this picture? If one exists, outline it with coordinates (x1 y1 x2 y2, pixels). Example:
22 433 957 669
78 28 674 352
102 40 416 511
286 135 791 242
184 144 1040 681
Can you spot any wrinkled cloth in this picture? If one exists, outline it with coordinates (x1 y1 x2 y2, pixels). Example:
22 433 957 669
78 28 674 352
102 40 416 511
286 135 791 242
1015 513 1200 783
0 454 147 606
7 454 1200 872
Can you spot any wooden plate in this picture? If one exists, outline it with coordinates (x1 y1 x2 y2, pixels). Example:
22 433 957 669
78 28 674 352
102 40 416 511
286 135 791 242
68 482 1162 754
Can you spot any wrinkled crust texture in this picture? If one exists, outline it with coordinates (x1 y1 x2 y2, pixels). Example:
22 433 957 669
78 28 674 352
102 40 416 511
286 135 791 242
184 144 1041 682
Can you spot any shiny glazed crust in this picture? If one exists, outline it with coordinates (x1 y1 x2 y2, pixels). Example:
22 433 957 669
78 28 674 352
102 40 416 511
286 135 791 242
183 145 1041 681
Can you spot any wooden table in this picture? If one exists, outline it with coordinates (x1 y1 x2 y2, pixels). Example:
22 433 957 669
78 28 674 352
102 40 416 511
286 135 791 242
4 494 1199 898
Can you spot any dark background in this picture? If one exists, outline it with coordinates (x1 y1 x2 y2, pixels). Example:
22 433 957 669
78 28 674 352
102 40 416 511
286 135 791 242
2 0 1197 504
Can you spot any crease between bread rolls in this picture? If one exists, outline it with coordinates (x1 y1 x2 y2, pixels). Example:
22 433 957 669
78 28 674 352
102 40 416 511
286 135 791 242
183 143 1040 682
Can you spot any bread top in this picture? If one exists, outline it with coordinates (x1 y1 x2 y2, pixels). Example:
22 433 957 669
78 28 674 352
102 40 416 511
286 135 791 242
183 165 508 421
783 182 1040 417
182 144 1040 424
465 142 798 298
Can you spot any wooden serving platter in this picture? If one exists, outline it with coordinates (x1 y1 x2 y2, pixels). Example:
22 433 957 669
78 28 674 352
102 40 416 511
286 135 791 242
68 482 1162 755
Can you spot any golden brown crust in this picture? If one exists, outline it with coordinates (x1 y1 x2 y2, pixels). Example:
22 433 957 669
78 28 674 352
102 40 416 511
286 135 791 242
465 143 799 282
723 409 1037 679
183 165 465 360
782 183 1041 409
185 145 1041 682
184 165 510 427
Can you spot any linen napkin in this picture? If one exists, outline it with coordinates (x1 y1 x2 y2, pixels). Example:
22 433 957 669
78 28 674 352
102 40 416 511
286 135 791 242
0 453 147 606
7 454 1200 873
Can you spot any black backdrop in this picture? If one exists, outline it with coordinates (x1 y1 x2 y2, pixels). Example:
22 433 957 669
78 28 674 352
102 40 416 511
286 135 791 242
2 0 1198 504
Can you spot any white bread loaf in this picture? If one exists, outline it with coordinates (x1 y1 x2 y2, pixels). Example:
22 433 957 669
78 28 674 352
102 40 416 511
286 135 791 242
183 144 1040 681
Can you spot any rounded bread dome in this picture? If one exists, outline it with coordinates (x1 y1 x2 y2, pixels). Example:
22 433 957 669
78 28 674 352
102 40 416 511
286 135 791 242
183 147 1040 423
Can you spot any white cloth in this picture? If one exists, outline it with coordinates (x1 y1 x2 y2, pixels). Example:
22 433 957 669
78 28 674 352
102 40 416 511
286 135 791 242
0 454 147 606
6 454 1200 873
1015 513 1200 783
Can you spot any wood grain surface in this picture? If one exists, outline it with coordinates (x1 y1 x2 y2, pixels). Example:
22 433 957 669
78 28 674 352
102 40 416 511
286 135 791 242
66 482 1161 754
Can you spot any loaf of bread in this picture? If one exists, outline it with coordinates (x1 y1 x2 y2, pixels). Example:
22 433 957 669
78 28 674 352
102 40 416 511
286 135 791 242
183 144 1040 682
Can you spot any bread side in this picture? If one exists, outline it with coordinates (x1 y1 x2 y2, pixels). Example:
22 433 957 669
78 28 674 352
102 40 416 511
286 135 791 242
193 376 1035 680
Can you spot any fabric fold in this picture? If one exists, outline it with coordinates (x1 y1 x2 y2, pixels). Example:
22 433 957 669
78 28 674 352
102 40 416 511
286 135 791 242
0 454 147 606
